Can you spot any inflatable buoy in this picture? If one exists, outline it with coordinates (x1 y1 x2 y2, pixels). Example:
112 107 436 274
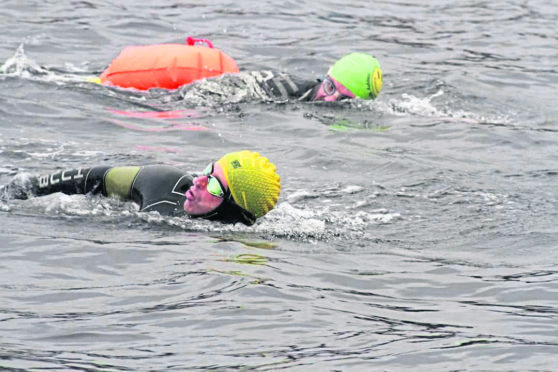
99 37 239 90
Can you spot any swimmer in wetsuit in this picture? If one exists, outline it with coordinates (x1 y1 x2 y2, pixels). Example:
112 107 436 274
178 52 384 104
0 151 280 226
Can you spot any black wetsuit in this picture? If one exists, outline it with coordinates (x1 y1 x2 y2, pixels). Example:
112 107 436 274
177 70 320 104
4 165 193 216
247 71 320 101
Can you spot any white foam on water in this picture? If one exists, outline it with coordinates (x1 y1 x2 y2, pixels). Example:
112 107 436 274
0 44 95 85
6 188 402 244
371 89 513 125
27 193 126 217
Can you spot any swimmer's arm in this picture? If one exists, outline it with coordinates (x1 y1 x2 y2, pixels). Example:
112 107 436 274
103 166 141 200
1 167 111 200
31 166 112 197
2 166 142 203
250 71 317 99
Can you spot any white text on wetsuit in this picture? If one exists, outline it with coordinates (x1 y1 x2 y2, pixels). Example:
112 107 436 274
39 169 85 188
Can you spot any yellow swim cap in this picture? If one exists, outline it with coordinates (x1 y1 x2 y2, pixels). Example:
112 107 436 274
217 151 280 219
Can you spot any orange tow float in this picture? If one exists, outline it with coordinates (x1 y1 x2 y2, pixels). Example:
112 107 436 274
98 37 239 90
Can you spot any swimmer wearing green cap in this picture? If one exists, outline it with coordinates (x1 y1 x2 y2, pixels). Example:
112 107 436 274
0 151 280 226
177 52 383 103
310 53 383 101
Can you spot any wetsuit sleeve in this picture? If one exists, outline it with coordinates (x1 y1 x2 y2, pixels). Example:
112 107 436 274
250 71 318 100
1 166 142 201
32 167 112 197
104 166 141 199
0 166 113 200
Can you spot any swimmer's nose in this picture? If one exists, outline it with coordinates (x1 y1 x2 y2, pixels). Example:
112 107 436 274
193 175 208 188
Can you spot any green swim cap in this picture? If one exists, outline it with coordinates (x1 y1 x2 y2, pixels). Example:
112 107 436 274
328 53 383 99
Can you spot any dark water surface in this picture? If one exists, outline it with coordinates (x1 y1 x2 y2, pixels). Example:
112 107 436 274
1 1 557 370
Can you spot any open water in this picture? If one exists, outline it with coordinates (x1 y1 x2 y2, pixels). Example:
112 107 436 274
1 1 557 371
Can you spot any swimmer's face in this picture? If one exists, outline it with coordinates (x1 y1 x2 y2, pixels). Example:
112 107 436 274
184 162 227 216
312 75 356 102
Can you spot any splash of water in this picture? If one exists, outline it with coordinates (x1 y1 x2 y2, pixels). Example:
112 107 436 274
374 89 512 125
0 44 94 84
0 44 49 77
2 188 401 244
